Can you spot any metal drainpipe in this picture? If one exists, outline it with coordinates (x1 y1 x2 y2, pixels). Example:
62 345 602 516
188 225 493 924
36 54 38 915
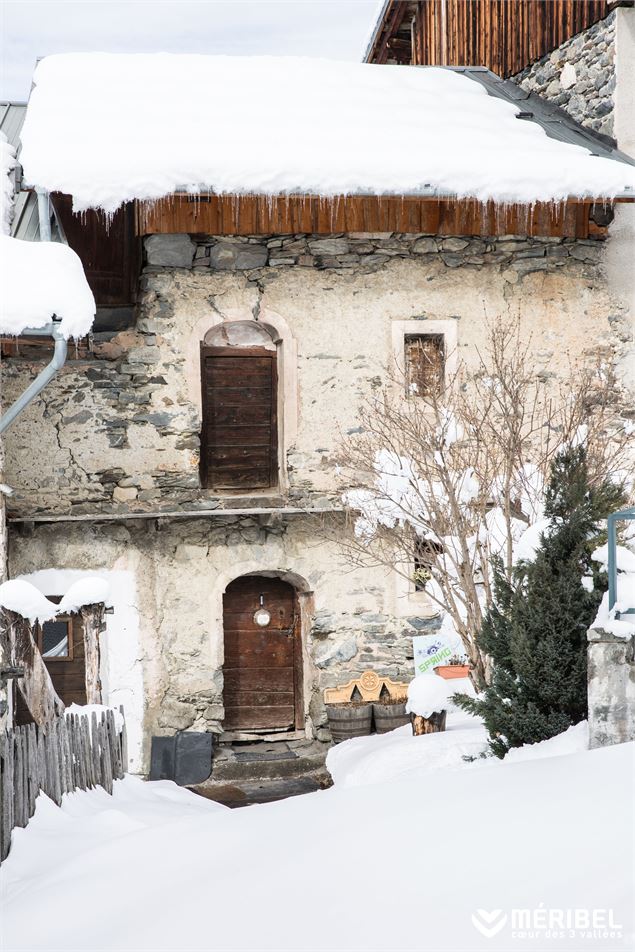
0 322 68 434
36 188 52 241
0 189 68 434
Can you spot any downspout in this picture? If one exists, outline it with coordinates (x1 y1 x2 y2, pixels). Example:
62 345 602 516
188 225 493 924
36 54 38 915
0 189 68 434
0 322 67 434
36 188 52 242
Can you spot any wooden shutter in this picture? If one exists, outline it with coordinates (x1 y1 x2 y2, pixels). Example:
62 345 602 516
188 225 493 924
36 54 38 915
200 345 278 490
404 334 445 396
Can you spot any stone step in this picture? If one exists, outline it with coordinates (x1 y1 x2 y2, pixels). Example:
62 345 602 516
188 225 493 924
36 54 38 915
211 740 329 783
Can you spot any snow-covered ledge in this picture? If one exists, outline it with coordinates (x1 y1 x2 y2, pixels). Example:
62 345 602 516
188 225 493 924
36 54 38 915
587 624 635 749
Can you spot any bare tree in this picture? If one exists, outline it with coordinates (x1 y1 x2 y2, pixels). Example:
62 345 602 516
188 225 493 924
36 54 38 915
338 319 633 689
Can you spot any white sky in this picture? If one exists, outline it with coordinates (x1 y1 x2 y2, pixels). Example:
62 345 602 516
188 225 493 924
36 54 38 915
0 0 382 101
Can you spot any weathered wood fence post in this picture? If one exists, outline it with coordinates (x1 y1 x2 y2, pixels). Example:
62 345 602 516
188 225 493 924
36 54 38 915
0 707 127 863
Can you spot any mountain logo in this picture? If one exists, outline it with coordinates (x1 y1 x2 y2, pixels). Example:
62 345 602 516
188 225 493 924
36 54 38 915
471 909 508 939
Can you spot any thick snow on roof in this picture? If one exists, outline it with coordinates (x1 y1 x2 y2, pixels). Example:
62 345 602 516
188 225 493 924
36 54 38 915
19 53 635 214
0 131 16 235
0 235 95 338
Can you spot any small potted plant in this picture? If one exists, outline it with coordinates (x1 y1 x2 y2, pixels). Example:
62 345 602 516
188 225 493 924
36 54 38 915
434 654 470 680
372 694 409 734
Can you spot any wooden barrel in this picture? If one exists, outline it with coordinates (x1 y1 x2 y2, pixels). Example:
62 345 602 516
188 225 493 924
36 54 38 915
325 703 373 743
372 701 409 734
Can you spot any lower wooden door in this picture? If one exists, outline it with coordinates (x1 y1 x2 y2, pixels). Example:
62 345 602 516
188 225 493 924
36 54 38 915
222 576 302 731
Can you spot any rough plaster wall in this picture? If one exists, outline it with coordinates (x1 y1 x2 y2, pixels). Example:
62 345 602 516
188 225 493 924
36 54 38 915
8 515 436 770
2 234 630 517
512 12 616 136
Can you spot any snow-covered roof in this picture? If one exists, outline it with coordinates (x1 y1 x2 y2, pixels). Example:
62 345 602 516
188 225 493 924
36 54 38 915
0 235 95 338
19 53 635 215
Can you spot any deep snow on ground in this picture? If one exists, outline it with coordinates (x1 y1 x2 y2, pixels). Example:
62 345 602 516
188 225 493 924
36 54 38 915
20 54 635 213
1 724 633 952
326 702 589 788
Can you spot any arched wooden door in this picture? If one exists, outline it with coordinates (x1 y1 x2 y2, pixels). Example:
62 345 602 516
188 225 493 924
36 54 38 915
223 576 303 731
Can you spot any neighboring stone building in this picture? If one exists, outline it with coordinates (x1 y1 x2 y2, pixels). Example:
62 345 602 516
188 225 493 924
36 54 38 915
1 32 634 775
512 12 617 137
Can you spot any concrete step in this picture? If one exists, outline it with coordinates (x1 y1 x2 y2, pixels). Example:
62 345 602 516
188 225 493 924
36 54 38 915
211 739 329 783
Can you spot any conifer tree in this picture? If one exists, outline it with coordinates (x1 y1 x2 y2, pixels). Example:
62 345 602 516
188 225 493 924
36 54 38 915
456 444 624 757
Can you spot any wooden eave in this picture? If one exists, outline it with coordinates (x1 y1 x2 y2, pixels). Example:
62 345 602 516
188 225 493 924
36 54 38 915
136 193 631 240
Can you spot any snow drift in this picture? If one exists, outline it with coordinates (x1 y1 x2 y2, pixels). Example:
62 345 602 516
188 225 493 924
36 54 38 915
1 738 632 951
19 53 635 213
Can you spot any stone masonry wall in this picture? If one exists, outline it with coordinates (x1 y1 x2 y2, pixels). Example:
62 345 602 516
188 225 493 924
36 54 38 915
3 230 628 518
512 11 615 138
8 514 440 767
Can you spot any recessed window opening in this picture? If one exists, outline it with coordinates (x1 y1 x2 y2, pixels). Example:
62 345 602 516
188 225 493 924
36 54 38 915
404 333 445 397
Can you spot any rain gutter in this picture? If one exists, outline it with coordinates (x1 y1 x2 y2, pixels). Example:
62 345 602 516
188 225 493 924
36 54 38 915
0 322 67 435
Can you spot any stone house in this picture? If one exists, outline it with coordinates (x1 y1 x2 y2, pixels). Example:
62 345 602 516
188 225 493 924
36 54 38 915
1 4 634 774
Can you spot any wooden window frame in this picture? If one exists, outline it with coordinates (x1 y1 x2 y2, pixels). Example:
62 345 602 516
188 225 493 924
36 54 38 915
413 538 444 593
404 333 446 398
200 344 279 492
36 616 74 663
391 320 458 399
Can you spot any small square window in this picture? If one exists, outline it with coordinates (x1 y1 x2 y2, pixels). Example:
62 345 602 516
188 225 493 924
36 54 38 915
38 617 73 661
404 334 445 397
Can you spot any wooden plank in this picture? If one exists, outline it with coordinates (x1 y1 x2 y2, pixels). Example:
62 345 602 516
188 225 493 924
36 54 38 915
101 716 113 795
224 639 294 667
139 192 616 239
222 705 295 731
209 404 273 426
207 388 272 406
91 712 102 788
119 706 128 775
26 723 38 814
80 604 104 705
222 667 296 693
0 732 11 861
13 729 25 828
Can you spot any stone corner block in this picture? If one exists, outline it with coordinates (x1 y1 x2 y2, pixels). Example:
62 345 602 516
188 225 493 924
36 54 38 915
145 234 195 268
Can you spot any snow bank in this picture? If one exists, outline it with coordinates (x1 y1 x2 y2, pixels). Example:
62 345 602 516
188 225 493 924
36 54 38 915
0 235 95 338
0 577 109 623
64 703 124 733
2 740 632 951
328 693 588 790
19 53 635 214
1 131 16 234
503 721 588 763
327 709 488 789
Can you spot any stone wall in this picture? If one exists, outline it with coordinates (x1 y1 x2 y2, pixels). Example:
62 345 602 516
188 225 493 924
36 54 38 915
2 231 627 518
512 12 615 138
8 513 440 768
588 625 635 748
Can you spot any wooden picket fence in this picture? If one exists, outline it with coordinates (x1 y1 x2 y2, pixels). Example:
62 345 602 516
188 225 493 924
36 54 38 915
0 708 127 863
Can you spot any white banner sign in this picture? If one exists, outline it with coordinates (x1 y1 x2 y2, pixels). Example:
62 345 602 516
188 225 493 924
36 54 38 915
413 630 463 676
